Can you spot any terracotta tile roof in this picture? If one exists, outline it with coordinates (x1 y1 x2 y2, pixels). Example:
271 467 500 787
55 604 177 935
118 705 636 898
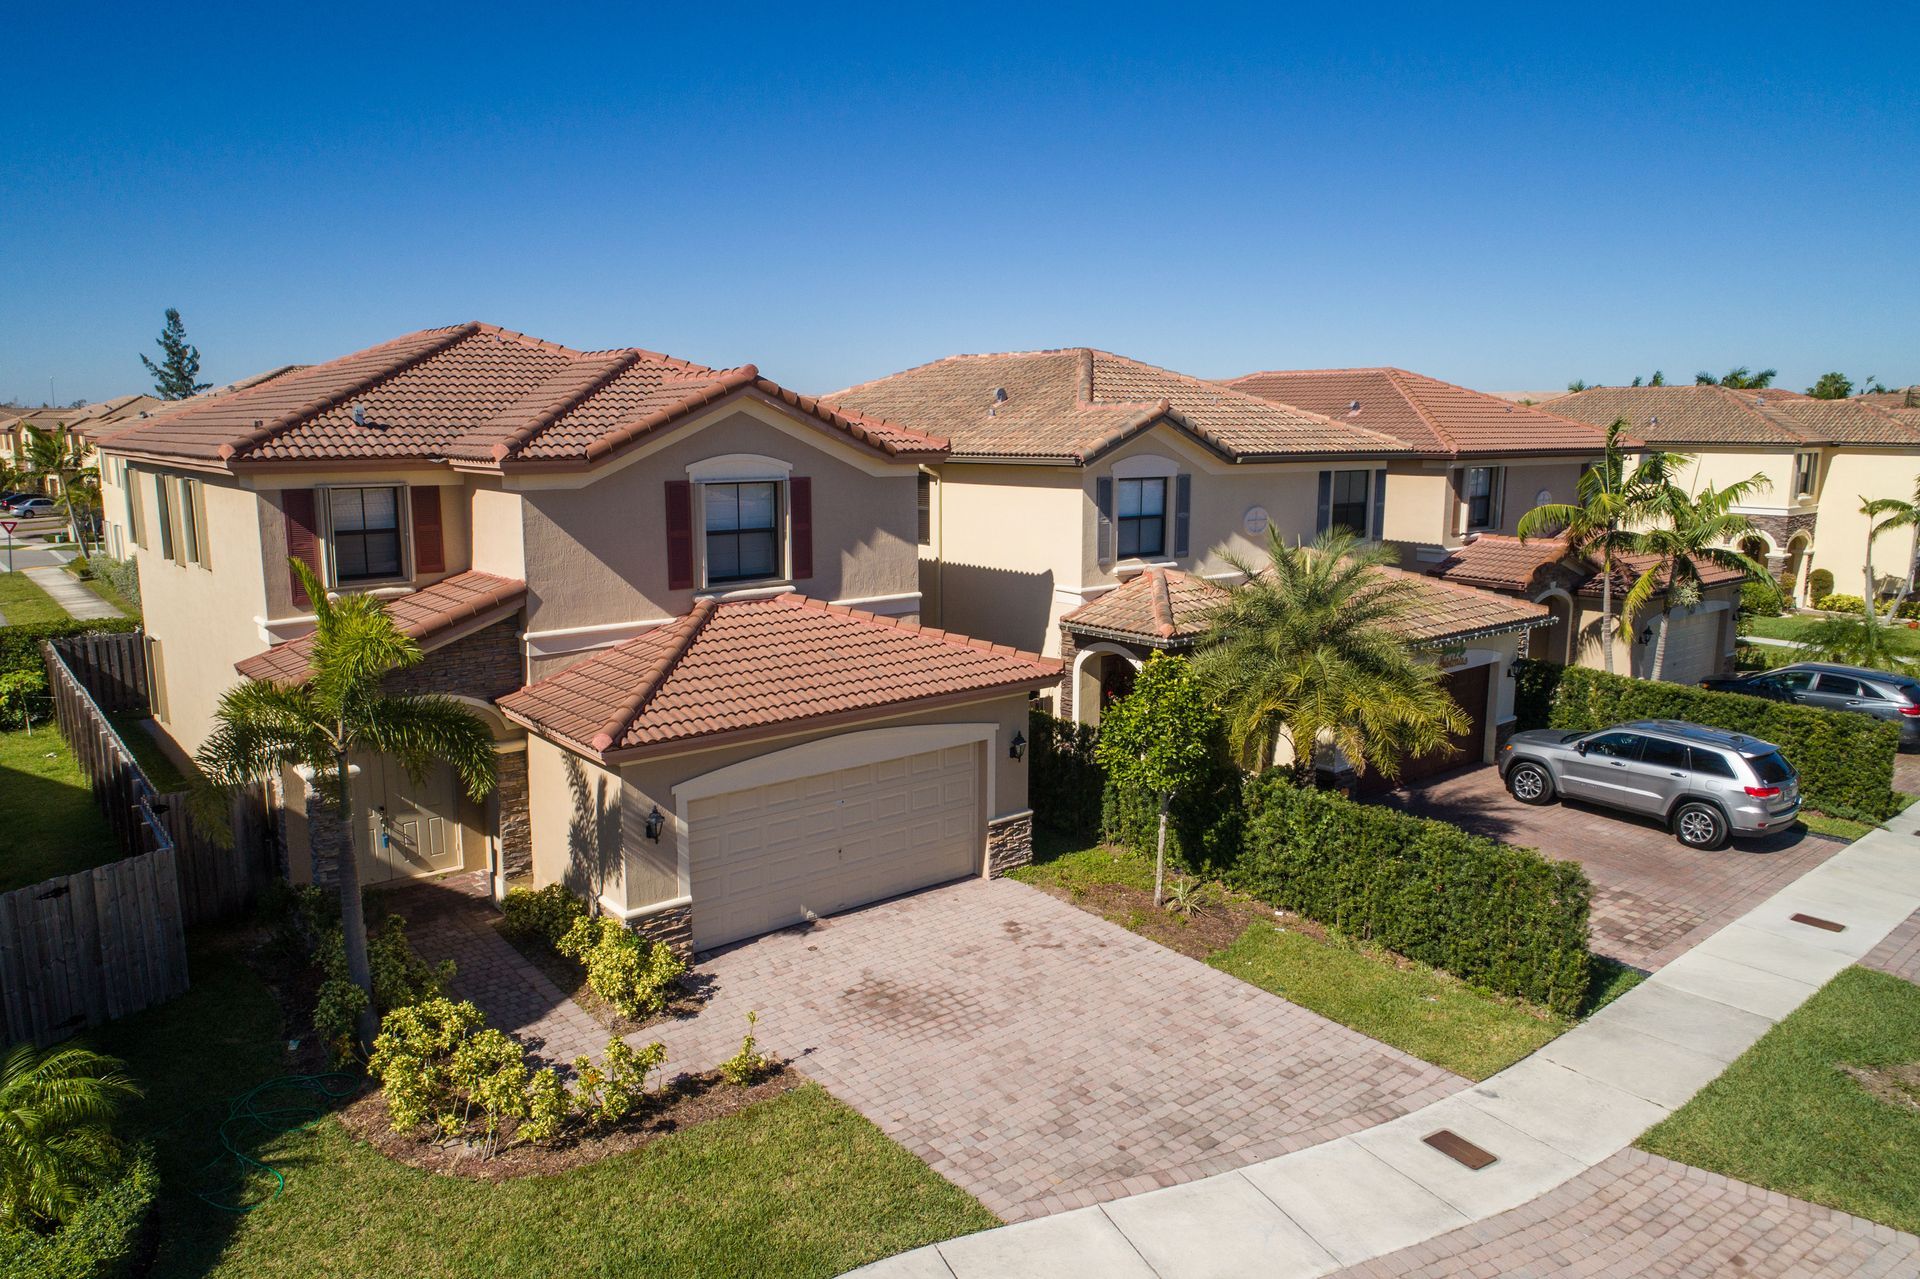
3 394 169 442
87 367 311 444
1222 368 1614 457
1428 534 1747 601
498 594 1061 759
99 323 945 471
1542 385 1920 448
1059 565 1549 649
234 571 526 683
822 349 1405 463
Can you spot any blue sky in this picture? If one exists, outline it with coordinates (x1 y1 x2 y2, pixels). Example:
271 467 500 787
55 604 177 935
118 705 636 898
5 2 1917 406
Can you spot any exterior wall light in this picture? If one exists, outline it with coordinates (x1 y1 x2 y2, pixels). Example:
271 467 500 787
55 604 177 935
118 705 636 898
1009 731 1027 761
643 806 666 842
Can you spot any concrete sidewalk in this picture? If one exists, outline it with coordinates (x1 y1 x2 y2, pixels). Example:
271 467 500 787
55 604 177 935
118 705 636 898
851 819 1920 1278
21 565 122 620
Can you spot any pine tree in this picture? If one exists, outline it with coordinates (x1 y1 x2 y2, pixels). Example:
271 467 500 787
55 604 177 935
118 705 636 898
139 308 211 399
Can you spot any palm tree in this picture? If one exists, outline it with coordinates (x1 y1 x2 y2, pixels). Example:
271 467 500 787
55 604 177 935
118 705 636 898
1793 613 1915 674
0 1042 140 1228
1860 476 1920 621
23 425 98 555
1517 419 1685 674
1190 528 1468 779
196 560 498 1050
1621 478 1772 681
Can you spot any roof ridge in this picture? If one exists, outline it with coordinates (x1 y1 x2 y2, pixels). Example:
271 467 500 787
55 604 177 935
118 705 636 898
589 598 720 751
487 351 643 463
1378 367 1458 451
751 380 949 457
216 323 481 461
821 348 1090 402
1148 569 1175 638
571 366 759 466
772 592 1056 666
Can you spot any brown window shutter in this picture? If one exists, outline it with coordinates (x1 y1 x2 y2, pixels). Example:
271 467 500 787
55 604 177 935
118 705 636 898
1448 469 1466 538
411 486 445 575
665 480 694 590
790 477 813 580
284 488 322 605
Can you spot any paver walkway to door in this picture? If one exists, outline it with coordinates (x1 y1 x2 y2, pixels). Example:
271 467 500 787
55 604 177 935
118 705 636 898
23 565 122 619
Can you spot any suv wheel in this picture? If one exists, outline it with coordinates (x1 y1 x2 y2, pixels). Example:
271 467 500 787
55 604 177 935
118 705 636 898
1507 762 1554 805
1673 801 1729 851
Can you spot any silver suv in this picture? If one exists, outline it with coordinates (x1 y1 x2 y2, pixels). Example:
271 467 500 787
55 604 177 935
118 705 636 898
1499 719 1800 850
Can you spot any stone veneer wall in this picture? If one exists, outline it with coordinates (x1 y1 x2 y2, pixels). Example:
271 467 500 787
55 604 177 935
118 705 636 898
987 812 1034 876
495 747 532 882
1057 626 1081 720
305 785 354 892
629 904 693 959
382 618 523 701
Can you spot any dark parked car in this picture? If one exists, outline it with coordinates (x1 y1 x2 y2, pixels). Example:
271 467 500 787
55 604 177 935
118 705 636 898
1702 662 1920 749
1500 719 1801 849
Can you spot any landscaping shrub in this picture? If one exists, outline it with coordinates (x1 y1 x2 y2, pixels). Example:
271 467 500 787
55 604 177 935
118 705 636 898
0 1152 155 1279
0 618 141 681
1808 568 1835 601
555 915 687 1019
1510 658 1901 819
1739 578 1783 617
1027 709 1104 837
501 883 588 946
84 556 140 610
1816 593 1865 613
719 1010 776 1086
292 886 453 1065
1234 774 1592 1014
573 1038 669 1125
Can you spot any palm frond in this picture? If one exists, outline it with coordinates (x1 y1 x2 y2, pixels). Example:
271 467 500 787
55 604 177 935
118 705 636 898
359 696 499 800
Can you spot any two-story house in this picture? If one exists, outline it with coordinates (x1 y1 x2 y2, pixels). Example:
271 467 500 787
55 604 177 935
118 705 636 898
1544 385 1920 608
823 351 1595 779
93 323 1056 955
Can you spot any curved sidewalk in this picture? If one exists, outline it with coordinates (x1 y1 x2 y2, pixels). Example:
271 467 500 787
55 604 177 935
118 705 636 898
852 820 1920 1278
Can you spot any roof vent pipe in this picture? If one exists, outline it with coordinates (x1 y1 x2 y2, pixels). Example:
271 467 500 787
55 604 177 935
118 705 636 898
989 386 1007 417
1348 400 1361 415
352 401 367 426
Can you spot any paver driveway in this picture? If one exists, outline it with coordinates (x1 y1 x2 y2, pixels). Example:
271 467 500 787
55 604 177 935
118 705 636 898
1372 765 1845 970
638 877 1461 1222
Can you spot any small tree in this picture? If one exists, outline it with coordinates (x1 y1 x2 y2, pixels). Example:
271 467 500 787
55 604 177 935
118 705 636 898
1622 478 1772 680
1806 372 1854 400
138 308 211 400
0 669 44 733
1094 652 1223 906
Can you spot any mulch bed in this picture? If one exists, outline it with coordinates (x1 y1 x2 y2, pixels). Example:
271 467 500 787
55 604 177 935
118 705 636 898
338 1065 801 1180
492 920 709 1037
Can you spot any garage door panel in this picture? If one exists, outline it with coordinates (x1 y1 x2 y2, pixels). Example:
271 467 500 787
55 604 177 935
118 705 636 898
690 742 982 950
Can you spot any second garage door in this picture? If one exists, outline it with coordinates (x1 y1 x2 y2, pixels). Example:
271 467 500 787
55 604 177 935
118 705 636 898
1648 609 1723 684
688 742 981 950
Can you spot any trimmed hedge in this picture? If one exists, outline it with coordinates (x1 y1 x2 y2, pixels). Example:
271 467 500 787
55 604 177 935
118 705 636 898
1028 709 1105 839
0 617 141 680
1511 658 1901 820
0 1152 156 1279
1236 774 1593 1015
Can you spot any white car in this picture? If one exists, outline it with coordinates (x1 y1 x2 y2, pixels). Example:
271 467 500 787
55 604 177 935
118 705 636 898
3 496 57 517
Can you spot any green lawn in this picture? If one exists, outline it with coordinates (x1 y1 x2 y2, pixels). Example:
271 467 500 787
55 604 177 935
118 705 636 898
90 934 997 1278
1638 966 1920 1235
1013 837 1638 1080
1799 811 1877 842
109 710 194 792
0 569 68 625
64 558 136 616
0 726 125 891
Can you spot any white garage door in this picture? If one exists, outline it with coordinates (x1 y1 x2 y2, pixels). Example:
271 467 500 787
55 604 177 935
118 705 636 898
688 743 981 950
1653 610 1723 684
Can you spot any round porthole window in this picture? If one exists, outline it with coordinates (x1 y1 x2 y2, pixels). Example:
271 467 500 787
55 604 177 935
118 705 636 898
1535 488 1553 506
1243 506 1270 537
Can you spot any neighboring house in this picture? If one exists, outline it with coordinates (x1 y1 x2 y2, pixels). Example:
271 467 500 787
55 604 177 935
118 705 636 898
1426 535 1746 684
1221 368 1612 564
0 393 166 489
824 352 1597 765
1544 385 1920 607
1058 564 1549 787
95 322 1056 955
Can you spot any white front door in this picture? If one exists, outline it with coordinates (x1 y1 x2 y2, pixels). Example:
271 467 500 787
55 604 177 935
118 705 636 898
353 757 465 884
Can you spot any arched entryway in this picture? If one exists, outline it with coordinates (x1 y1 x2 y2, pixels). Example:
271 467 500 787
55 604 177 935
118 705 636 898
1536 590 1576 664
1070 642 1145 727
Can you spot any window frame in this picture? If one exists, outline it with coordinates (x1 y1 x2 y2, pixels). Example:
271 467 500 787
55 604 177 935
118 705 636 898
1329 469 1370 535
324 485 409 586
1464 466 1504 531
700 479 785 587
1793 451 1818 498
154 475 174 561
175 478 200 566
1115 476 1168 560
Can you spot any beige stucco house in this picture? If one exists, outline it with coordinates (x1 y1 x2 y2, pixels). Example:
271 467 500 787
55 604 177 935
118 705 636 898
1544 385 1920 608
824 354 1603 772
93 323 1056 955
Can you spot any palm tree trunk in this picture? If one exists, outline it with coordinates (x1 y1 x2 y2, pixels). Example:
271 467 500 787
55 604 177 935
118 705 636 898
1649 605 1672 681
1864 547 1879 624
1154 792 1170 908
332 751 378 1052
1600 553 1616 675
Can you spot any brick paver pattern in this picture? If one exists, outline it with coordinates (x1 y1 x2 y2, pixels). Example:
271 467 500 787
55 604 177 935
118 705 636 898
1864 907 1920 984
1375 766 1844 970
1326 1148 1920 1278
393 874 1462 1223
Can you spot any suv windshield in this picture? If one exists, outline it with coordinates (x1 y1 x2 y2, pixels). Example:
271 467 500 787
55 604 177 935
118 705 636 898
1747 752 1794 784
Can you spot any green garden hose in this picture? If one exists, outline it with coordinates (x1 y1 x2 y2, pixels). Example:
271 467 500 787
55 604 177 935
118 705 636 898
191 1072 360 1212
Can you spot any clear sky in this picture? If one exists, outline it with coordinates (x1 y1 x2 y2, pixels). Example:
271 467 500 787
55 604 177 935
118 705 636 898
5 1 1917 407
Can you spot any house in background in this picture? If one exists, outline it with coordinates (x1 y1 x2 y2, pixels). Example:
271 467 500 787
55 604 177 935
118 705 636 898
1 393 165 489
824 350 1595 769
93 323 1055 956
1544 385 1920 607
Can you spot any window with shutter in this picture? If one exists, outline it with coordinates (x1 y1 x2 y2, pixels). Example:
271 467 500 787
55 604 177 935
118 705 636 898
1095 477 1114 564
328 486 404 582
411 486 446 574
664 480 694 590
155 477 175 562
916 472 932 546
789 477 813 581
283 488 322 606
1173 474 1191 557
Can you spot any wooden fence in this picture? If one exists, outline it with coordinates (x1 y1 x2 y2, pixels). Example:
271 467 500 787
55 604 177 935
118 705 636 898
51 628 150 713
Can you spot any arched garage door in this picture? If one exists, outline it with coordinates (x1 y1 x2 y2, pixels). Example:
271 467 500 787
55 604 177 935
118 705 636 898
687 743 982 950
1354 661 1492 796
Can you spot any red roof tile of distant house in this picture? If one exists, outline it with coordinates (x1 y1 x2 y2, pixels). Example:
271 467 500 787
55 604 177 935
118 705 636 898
99 323 945 471
498 594 1061 760
822 348 1406 463
235 571 526 683
1059 565 1548 648
1542 384 1920 448
1428 534 1747 600
1222 368 1614 457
